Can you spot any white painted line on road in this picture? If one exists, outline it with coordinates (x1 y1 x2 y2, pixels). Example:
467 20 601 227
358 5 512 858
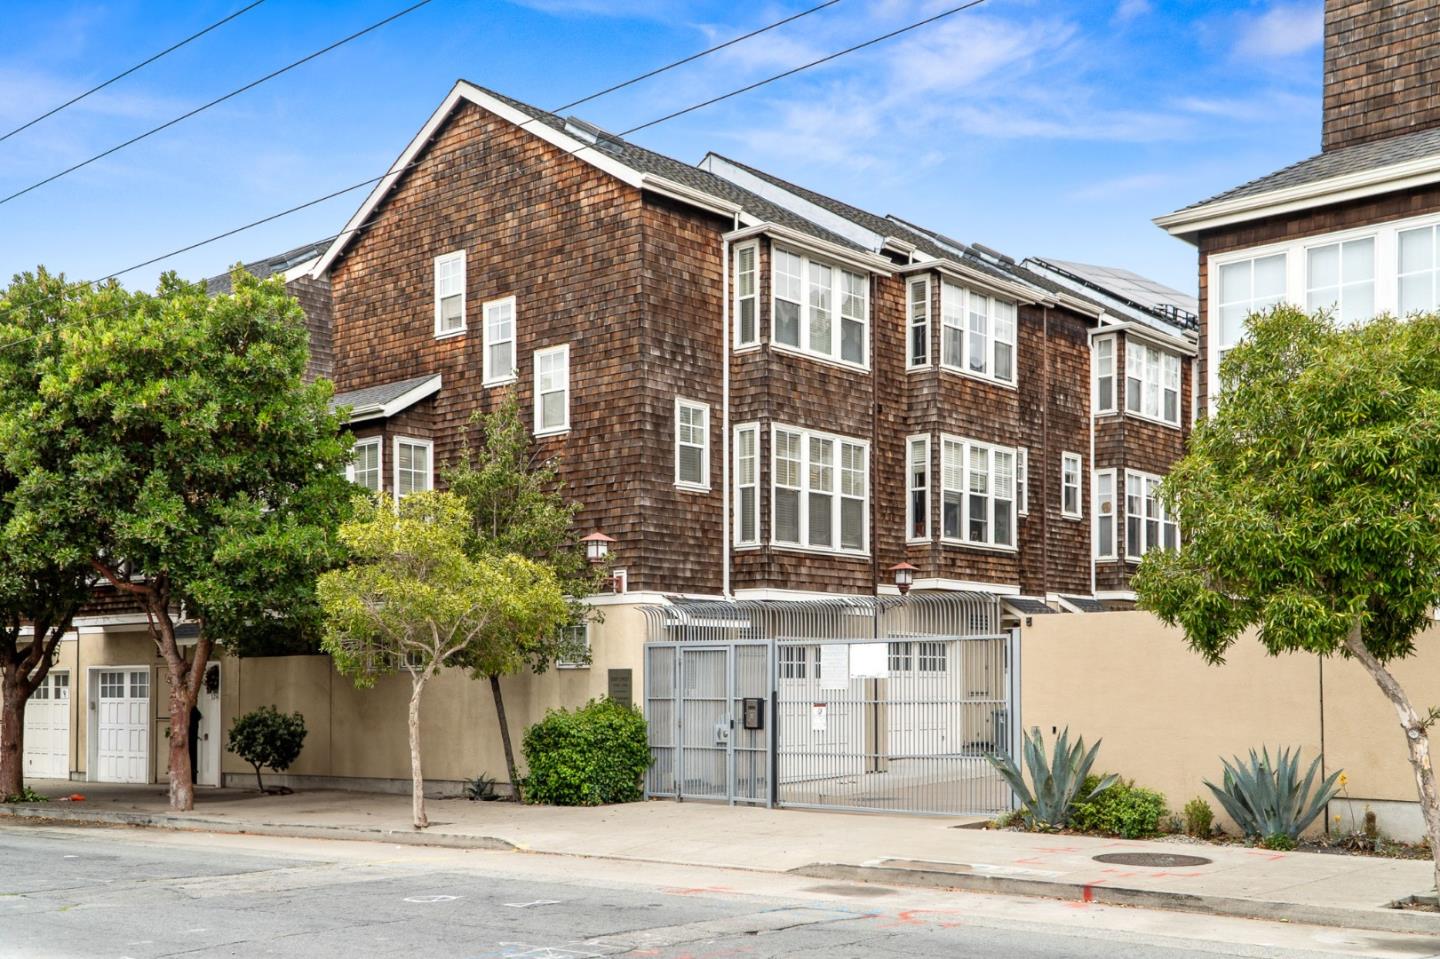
404 894 461 903
504 899 561 908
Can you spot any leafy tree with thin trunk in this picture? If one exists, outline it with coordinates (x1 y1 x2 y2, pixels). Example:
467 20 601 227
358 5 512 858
444 396 606 800
0 271 95 799
1134 304 1440 893
12 269 351 811
318 491 568 828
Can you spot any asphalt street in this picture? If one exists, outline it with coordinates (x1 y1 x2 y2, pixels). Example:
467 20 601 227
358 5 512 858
3 822 1439 959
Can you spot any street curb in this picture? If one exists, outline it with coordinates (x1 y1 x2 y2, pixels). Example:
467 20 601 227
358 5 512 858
0 804 516 852
791 862 1440 936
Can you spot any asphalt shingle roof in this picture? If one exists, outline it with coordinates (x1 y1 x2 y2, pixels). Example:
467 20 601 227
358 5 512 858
206 239 332 294
331 374 437 412
1178 125 1440 212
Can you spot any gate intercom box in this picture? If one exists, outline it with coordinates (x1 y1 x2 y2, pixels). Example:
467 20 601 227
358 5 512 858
741 697 765 730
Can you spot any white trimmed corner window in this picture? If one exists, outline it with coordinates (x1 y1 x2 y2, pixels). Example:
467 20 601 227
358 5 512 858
533 345 570 436
1094 469 1116 560
735 242 759 347
940 281 1016 385
555 621 591 669
1016 447 1029 516
771 424 868 554
1215 252 1286 361
906 434 929 542
674 398 710 491
1399 224 1440 315
907 276 930 369
734 423 760 547
347 437 382 492
1125 340 1182 427
1125 470 1178 561
770 245 869 368
482 296 517 385
1093 335 1115 414
1061 452 1082 519
939 435 1016 550
434 251 466 337
1306 236 1375 326
393 436 433 501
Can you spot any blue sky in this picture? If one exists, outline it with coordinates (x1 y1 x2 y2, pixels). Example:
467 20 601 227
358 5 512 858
0 0 1325 295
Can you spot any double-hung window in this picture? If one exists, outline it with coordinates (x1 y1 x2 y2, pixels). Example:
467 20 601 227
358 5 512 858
771 246 868 366
940 436 1016 549
1061 452 1082 518
734 424 759 546
734 242 758 346
1216 253 1285 357
941 280 965 369
1398 225 1440 315
1093 336 1115 413
771 425 867 553
1094 469 1116 559
674 398 710 490
534 345 569 435
939 283 1016 384
394 437 433 500
434 251 466 337
907 277 930 368
1125 470 1177 559
1307 237 1375 326
347 438 382 492
1125 341 1182 425
482 296 516 385
906 434 929 541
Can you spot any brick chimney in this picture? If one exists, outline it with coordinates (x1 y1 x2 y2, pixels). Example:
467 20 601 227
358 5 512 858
1323 0 1440 152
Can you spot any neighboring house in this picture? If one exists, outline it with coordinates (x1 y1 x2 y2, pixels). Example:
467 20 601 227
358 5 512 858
1158 0 1440 409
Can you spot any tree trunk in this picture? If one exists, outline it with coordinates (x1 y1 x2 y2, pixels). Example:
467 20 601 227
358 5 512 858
0 687 24 799
0 621 65 800
1345 628 1440 894
157 612 211 813
489 673 522 803
253 763 266 794
408 673 429 829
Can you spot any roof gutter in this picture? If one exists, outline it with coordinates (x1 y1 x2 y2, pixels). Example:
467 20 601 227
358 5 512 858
724 222 895 276
896 258 1044 306
1087 320 1197 355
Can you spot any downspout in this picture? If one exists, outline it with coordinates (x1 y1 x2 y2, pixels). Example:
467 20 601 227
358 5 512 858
1088 323 1097 598
722 227 733 599
1041 306 1051 600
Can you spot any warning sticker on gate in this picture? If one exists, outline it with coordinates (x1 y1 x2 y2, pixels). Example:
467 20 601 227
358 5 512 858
811 703 827 732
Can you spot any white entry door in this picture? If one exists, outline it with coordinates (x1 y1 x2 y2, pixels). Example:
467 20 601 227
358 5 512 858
195 664 222 787
23 672 70 779
96 669 150 784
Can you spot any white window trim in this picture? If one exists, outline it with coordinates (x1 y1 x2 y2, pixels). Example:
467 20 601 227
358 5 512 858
770 244 871 372
1124 469 1178 561
533 344 570 437
907 276 931 370
556 621 591 669
481 295 518 386
938 281 1017 387
433 250 467 339
1061 452 1083 519
346 436 383 492
1124 340 1183 429
674 397 711 492
733 422 760 548
906 433 930 544
734 241 759 349
939 434 1018 552
1094 468 1116 560
392 436 434 503
769 423 869 556
1093 335 1116 415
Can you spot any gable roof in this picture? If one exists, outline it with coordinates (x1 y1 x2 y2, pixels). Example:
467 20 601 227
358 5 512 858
206 238 331 294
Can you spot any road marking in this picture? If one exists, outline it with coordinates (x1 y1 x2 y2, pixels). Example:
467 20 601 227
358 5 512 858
505 899 561 908
404 894 461 903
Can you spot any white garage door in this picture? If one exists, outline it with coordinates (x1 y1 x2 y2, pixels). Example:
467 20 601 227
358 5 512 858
96 669 149 784
23 672 69 779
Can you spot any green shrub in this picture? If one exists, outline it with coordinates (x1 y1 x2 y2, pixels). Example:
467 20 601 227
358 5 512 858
3 786 47 803
522 698 650 806
1183 797 1215 838
1260 832 1296 851
1070 775 1167 839
227 705 307 793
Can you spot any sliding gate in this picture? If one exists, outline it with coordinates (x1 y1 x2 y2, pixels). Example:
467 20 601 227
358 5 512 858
641 594 1018 816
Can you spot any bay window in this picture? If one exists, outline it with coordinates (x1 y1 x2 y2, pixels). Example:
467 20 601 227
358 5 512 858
734 424 759 546
940 436 1016 549
1094 335 1115 413
772 425 868 553
939 282 1015 384
1306 237 1375 326
1094 469 1115 559
735 243 758 346
907 276 930 368
394 437 433 500
907 434 929 541
771 246 869 366
1125 470 1177 559
347 438 381 492
1125 340 1182 426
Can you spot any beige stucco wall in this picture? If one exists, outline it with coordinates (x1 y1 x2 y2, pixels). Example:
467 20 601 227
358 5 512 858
222 601 650 791
1021 610 1440 838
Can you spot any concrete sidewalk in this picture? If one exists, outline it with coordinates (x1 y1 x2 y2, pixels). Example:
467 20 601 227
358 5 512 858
5 779 1438 934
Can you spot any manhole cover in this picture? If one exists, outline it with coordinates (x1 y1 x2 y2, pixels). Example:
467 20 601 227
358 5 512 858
1092 852 1212 868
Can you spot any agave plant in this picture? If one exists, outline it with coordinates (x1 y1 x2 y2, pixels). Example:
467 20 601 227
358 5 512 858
987 726 1118 830
1205 747 1342 841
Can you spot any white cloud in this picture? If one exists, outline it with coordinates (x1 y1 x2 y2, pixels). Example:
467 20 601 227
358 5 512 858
1114 0 1151 23
1234 2 1324 59
1069 171 1176 202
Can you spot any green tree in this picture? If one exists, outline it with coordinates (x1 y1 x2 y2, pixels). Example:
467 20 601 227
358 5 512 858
1133 304 1440 891
0 270 95 799
317 491 568 828
227 705 308 793
444 396 606 800
13 268 352 811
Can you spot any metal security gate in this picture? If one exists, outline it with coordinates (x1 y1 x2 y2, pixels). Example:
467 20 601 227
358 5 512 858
641 594 1018 817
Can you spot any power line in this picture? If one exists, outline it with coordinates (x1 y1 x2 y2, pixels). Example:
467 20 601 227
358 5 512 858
96 0 984 284
0 1 269 145
0 0 436 209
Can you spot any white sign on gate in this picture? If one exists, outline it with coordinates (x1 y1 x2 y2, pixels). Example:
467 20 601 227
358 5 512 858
850 643 889 679
818 644 849 690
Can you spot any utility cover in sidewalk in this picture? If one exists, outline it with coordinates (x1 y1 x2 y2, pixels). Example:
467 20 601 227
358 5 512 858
1092 852 1212 868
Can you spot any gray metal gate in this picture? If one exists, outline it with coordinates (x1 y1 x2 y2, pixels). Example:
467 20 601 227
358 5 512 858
641 594 1018 816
